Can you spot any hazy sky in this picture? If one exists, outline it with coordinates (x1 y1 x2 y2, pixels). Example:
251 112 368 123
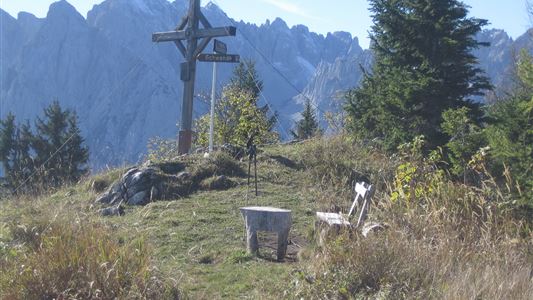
1 0 530 49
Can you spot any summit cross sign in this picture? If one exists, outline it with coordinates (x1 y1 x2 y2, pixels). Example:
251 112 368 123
152 0 237 154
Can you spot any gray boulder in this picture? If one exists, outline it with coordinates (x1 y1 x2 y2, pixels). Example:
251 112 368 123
128 191 148 206
96 167 163 207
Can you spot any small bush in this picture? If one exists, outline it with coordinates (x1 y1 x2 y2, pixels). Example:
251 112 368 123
147 137 180 163
91 178 109 193
191 152 245 183
199 175 236 191
88 168 127 194
0 217 180 299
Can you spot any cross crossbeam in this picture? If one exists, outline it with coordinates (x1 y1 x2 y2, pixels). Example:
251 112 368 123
152 27 236 43
152 0 237 155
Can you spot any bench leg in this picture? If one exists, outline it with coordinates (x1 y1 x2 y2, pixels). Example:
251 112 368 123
277 229 290 261
246 227 259 255
356 198 371 228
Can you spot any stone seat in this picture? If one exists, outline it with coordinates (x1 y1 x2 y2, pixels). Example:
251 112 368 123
240 206 292 261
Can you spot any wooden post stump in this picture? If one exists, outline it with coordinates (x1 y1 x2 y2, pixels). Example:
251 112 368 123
239 206 292 261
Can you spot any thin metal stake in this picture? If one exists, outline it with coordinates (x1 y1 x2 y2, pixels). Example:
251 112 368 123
254 154 258 196
209 59 217 153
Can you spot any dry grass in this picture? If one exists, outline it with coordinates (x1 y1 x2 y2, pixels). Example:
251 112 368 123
293 135 533 299
304 228 533 299
0 214 180 299
1 137 531 299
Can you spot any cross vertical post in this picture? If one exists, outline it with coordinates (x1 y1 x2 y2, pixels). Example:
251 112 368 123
152 0 237 154
179 0 200 155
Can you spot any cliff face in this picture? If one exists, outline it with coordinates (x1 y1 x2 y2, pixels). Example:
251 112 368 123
1 0 531 169
294 28 533 120
1 0 359 168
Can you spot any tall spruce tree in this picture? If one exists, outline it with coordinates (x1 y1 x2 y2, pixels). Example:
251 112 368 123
33 101 89 187
345 0 491 151
0 113 18 177
291 99 320 140
0 115 35 191
485 50 533 202
0 101 89 192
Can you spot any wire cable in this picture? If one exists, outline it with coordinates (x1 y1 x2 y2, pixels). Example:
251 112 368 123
211 0 329 117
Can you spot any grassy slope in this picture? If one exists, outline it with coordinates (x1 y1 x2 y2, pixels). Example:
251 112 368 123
4 138 531 299
0 143 316 299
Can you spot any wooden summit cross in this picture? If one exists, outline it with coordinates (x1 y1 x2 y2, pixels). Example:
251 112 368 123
152 0 238 154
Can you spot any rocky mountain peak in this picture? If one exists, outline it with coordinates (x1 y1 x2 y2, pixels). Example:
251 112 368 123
514 29 533 51
17 12 44 39
271 17 289 30
330 31 352 43
291 24 310 34
17 11 39 23
0 9 23 56
201 1 230 25
204 1 222 12
47 0 85 23
1 8 14 21
347 37 363 56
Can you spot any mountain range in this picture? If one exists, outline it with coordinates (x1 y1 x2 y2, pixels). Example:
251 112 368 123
1 0 531 170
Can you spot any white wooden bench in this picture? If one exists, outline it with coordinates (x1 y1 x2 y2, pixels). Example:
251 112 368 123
316 182 374 229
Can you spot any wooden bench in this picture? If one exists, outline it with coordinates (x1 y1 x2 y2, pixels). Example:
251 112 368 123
316 182 374 229
239 206 292 261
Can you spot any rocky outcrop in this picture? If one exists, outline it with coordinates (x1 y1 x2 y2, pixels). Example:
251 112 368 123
473 29 515 99
95 152 244 215
96 167 163 206
293 49 373 128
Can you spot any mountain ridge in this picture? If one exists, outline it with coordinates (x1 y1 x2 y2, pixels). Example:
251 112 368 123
0 0 531 170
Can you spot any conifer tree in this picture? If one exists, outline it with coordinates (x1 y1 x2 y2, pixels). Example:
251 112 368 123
0 102 89 192
230 60 263 99
64 112 89 181
33 101 89 186
485 50 533 202
0 114 18 175
345 0 491 151
0 115 36 191
291 99 320 140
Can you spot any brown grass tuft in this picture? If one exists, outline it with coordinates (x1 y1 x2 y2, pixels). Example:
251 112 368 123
1 216 180 299
295 135 533 299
